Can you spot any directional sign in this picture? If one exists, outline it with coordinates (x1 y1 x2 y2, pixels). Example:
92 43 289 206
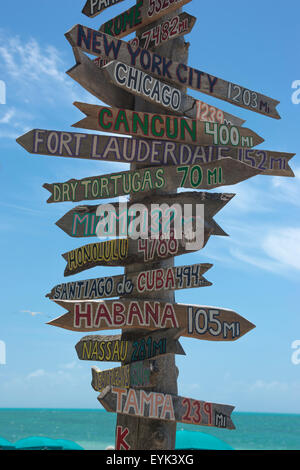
73 102 262 148
99 0 193 38
67 49 244 126
61 228 214 277
82 0 126 18
75 329 186 364
67 48 134 110
48 299 256 342
17 128 295 177
65 24 280 119
98 386 235 430
91 359 158 391
137 12 196 50
55 191 233 238
46 263 213 301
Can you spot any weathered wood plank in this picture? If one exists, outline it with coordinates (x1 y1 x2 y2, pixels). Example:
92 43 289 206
73 102 262 147
98 386 235 430
67 49 244 126
55 192 233 238
99 0 192 38
91 358 158 391
48 299 256 342
43 159 262 204
82 0 126 18
137 12 196 50
17 128 295 177
65 24 281 119
75 329 186 364
47 262 213 301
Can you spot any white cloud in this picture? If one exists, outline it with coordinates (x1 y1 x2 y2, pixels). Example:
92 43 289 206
27 369 46 380
20 310 43 317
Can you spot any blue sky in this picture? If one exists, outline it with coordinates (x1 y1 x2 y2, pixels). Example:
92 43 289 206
0 0 300 414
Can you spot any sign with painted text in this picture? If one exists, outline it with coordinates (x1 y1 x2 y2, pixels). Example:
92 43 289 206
67 49 244 126
54 191 233 238
17 128 295 177
98 386 236 430
138 12 196 50
65 24 280 119
75 329 185 364
82 0 126 17
43 159 262 204
47 263 213 301
73 102 261 148
48 299 255 342
99 0 193 38
91 359 157 391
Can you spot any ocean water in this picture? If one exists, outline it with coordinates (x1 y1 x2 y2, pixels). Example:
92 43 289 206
0 409 300 450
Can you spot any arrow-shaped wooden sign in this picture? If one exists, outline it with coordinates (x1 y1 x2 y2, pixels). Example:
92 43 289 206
73 102 262 148
65 24 280 119
43 159 262 204
47 262 213 301
91 359 158 391
82 0 126 17
98 386 236 430
137 12 196 50
75 329 186 364
67 49 244 127
48 299 256 342
17 128 295 177
55 191 233 238
99 0 193 38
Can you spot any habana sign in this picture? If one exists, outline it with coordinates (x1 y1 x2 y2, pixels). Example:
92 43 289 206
98 386 235 430
73 102 261 148
99 0 193 38
48 299 256 342
67 49 244 126
47 263 213 301
43 159 262 204
17 128 295 177
82 0 126 18
65 24 280 118
75 329 185 364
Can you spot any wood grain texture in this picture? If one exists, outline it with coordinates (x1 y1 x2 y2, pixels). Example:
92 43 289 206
75 329 185 364
43 159 262 204
82 0 126 18
46 262 213 301
17 128 295 177
99 0 192 38
64 24 281 119
98 386 236 430
48 299 256 342
72 102 258 146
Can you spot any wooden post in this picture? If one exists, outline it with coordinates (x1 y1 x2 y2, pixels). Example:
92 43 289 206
115 4 189 451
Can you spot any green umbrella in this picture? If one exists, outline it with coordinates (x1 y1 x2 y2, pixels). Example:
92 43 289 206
175 430 234 450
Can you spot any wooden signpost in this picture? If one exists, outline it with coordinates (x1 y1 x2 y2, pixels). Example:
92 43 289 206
75 329 186 364
67 49 244 126
99 386 235 432
65 24 281 119
43 159 262 204
48 299 255 341
17 128 295 177
72 103 260 147
98 386 235 430
82 0 126 18
99 0 193 38
47 263 213 301
15 0 296 452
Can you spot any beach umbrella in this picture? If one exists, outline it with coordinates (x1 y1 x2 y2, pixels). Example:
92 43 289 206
175 430 234 450
14 436 63 450
54 439 84 450
0 437 15 450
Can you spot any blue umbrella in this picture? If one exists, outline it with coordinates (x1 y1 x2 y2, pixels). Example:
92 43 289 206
175 430 234 450
14 437 63 450
0 437 15 450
